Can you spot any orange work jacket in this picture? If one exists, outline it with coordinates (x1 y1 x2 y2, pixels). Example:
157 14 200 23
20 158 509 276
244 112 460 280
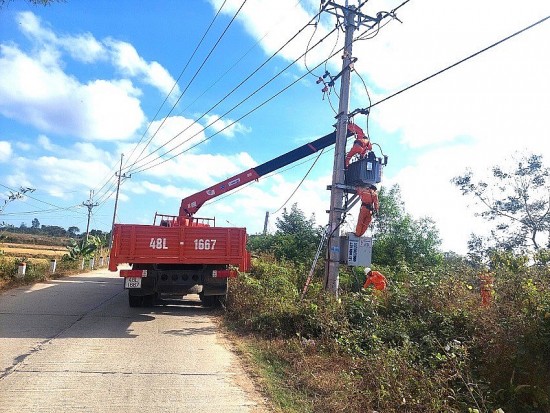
357 187 379 212
363 271 387 291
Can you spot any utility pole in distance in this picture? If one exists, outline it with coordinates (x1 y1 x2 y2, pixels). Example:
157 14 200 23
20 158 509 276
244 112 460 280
82 190 99 243
110 153 131 248
323 2 392 296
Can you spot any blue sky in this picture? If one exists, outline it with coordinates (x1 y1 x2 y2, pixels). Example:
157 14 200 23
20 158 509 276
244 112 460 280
0 0 549 254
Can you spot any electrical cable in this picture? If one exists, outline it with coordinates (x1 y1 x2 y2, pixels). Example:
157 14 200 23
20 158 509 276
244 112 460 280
128 1 397 175
369 14 550 110
124 0 231 170
129 24 340 174
177 12 400 208
303 1 326 78
177 0 307 122
127 5 331 174
271 148 326 215
125 0 248 174
354 69 372 137
88 1 232 201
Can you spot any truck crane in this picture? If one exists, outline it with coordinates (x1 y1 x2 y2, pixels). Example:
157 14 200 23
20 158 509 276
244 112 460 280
109 125 386 307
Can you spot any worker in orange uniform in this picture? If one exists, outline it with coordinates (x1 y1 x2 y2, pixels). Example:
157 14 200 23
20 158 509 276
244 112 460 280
363 267 388 291
345 123 372 168
355 184 379 237
479 270 494 307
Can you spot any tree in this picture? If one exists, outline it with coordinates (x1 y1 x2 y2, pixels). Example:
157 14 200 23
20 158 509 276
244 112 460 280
248 203 323 265
31 218 40 229
452 154 550 252
40 224 67 237
371 185 443 268
68 226 80 237
0 0 63 8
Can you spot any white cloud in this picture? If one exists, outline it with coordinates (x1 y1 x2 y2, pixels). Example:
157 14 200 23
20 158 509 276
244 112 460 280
107 40 181 99
0 43 145 141
32 155 111 196
0 11 189 142
203 114 252 138
141 150 257 188
37 135 57 151
0 141 12 162
61 33 107 63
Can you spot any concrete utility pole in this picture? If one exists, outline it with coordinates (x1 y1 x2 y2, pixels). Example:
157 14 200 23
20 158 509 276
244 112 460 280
323 1 387 296
263 211 269 235
83 190 99 243
323 3 357 296
110 153 131 248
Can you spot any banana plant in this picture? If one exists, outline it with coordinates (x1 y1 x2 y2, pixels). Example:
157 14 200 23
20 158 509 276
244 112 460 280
63 235 101 261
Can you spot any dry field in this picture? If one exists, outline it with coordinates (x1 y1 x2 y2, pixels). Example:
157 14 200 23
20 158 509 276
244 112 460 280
1 243 66 258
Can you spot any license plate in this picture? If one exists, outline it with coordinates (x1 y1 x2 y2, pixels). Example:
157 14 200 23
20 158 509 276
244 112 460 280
125 277 142 289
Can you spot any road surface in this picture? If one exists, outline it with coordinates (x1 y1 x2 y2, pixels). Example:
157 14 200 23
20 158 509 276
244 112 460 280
0 269 270 412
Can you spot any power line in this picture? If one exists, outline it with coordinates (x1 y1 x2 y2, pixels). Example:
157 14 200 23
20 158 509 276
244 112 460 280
370 14 550 110
129 6 395 175
88 1 231 201
174 0 306 120
124 0 231 170
125 0 248 174
129 27 341 174
126 4 330 174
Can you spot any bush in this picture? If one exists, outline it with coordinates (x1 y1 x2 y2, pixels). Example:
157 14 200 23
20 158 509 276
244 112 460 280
226 255 550 413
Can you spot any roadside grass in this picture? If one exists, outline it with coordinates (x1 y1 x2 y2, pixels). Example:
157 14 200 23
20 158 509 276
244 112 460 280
0 255 86 291
0 239 108 292
225 256 550 413
230 333 314 413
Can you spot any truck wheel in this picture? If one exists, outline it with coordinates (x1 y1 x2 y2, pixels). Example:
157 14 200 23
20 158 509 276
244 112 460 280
142 294 155 307
200 294 225 307
128 293 143 307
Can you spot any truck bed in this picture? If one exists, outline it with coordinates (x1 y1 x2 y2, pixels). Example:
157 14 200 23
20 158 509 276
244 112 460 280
109 223 250 272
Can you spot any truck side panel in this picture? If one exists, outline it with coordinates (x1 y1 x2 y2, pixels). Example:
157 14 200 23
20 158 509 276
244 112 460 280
109 224 250 271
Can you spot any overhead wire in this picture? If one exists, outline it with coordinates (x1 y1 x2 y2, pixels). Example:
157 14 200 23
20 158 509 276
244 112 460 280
127 1 395 176
125 0 248 174
303 1 326 78
271 149 326 215
205 9 401 213
127 4 331 174
176 0 306 122
90 2 232 203
369 14 550 110
0 183 82 212
205 12 395 214
129 24 340 174
124 0 231 170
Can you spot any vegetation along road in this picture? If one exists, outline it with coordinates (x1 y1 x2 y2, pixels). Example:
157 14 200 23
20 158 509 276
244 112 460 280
0 268 270 412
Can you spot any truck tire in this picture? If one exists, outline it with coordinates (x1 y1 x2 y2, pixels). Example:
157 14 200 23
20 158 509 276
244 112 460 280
142 294 155 307
200 293 225 307
128 293 143 307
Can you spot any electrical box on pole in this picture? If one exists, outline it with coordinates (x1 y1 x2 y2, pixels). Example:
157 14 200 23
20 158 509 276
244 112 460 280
340 234 372 267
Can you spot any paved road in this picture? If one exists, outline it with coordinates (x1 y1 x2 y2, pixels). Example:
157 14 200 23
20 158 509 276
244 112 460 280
0 269 269 412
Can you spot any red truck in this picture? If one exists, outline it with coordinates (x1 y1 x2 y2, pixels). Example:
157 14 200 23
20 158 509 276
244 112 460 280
109 127 381 307
109 214 250 307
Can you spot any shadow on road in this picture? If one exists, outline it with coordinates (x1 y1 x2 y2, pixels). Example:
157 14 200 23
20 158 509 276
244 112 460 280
0 273 223 340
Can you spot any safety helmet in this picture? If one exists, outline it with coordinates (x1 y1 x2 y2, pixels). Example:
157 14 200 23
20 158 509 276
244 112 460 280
364 267 371 275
